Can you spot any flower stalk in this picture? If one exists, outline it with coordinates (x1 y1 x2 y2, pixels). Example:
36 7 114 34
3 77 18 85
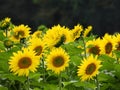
59 73 62 90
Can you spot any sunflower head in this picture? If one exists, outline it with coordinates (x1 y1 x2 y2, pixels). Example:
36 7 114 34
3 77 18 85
43 25 68 48
86 38 101 55
46 47 70 74
54 34 66 47
9 48 40 76
77 55 102 81
28 37 46 58
113 33 120 51
83 25 92 37
100 33 116 56
0 17 11 30
71 24 83 40
10 24 31 42
32 30 43 38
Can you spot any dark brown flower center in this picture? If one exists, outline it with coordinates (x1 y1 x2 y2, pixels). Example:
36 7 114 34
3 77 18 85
33 46 43 56
18 57 32 68
53 56 64 67
89 46 100 55
86 63 96 75
105 42 112 54
13 31 25 39
18 31 25 37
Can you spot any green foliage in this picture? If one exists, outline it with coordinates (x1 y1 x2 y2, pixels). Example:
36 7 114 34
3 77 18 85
0 17 120 90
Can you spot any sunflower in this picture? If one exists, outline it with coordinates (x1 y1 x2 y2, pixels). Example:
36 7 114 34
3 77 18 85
86 38 102 55
71 24 83 40
83 25 92 37
77 55 102 81
43 25 67 48
28 37 46 58
113 33 120 51
9 48 40 76
46 47 70 74
100 33 116 56
32 30 43 38
61 27 74 43
10 24 31 42
0 17 11 29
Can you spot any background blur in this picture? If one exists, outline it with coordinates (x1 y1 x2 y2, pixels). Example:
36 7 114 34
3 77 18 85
0 0 120 36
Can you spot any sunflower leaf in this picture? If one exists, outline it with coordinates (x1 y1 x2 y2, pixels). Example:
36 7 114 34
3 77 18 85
0 86 8 90
0 31 5 41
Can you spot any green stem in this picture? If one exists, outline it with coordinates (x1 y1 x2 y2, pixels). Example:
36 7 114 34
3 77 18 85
26 77 30 90
81 37 87 58
5 29 8 37
42 58 46 82
95 76 100 90
59 73 62 90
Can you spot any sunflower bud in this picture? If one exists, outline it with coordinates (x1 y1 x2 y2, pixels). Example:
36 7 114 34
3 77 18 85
4 39 13 48
0 17 11 30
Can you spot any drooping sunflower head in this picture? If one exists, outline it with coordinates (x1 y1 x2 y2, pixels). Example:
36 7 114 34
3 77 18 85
43 25 66 48
9 48 40 76
71 24 83 40
100 33 116 56
61 27 74 43
28 37 46 58
10 24 31 42
86 38 102 55
113 33 120 51
46 47 70 74
83 25 92 37
77 55 102 81
32 30 43 38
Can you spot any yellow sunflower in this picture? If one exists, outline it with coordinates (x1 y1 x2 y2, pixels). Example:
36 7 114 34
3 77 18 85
100 33 116 56
61 27 74 43
113 33 120 50
9 48 40 76
71 24 83 40
28 37 46 58
83 25 92 37
46 47 70 74
43 25 67 48
32 30 43 38
86 38 102 55
0 17 11 29
10 24 31 42
77 55 102 81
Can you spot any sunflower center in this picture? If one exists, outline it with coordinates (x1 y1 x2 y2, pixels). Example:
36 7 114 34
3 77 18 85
86 63 96 75
18 57 32 69
53 56 64 67
89 46 100 55
18 31 25 37
14 34 19 39
33 46 43 56
105 42 112 54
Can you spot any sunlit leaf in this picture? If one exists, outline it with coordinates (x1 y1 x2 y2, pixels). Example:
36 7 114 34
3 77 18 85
0 86 8 90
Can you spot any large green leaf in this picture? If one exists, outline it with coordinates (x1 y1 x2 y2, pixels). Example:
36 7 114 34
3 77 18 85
73 81 96 89
0 86 8 90
0 52 12 72
98 54 116 71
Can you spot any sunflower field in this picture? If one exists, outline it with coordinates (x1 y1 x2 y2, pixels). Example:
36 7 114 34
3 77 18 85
0 17 120 90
